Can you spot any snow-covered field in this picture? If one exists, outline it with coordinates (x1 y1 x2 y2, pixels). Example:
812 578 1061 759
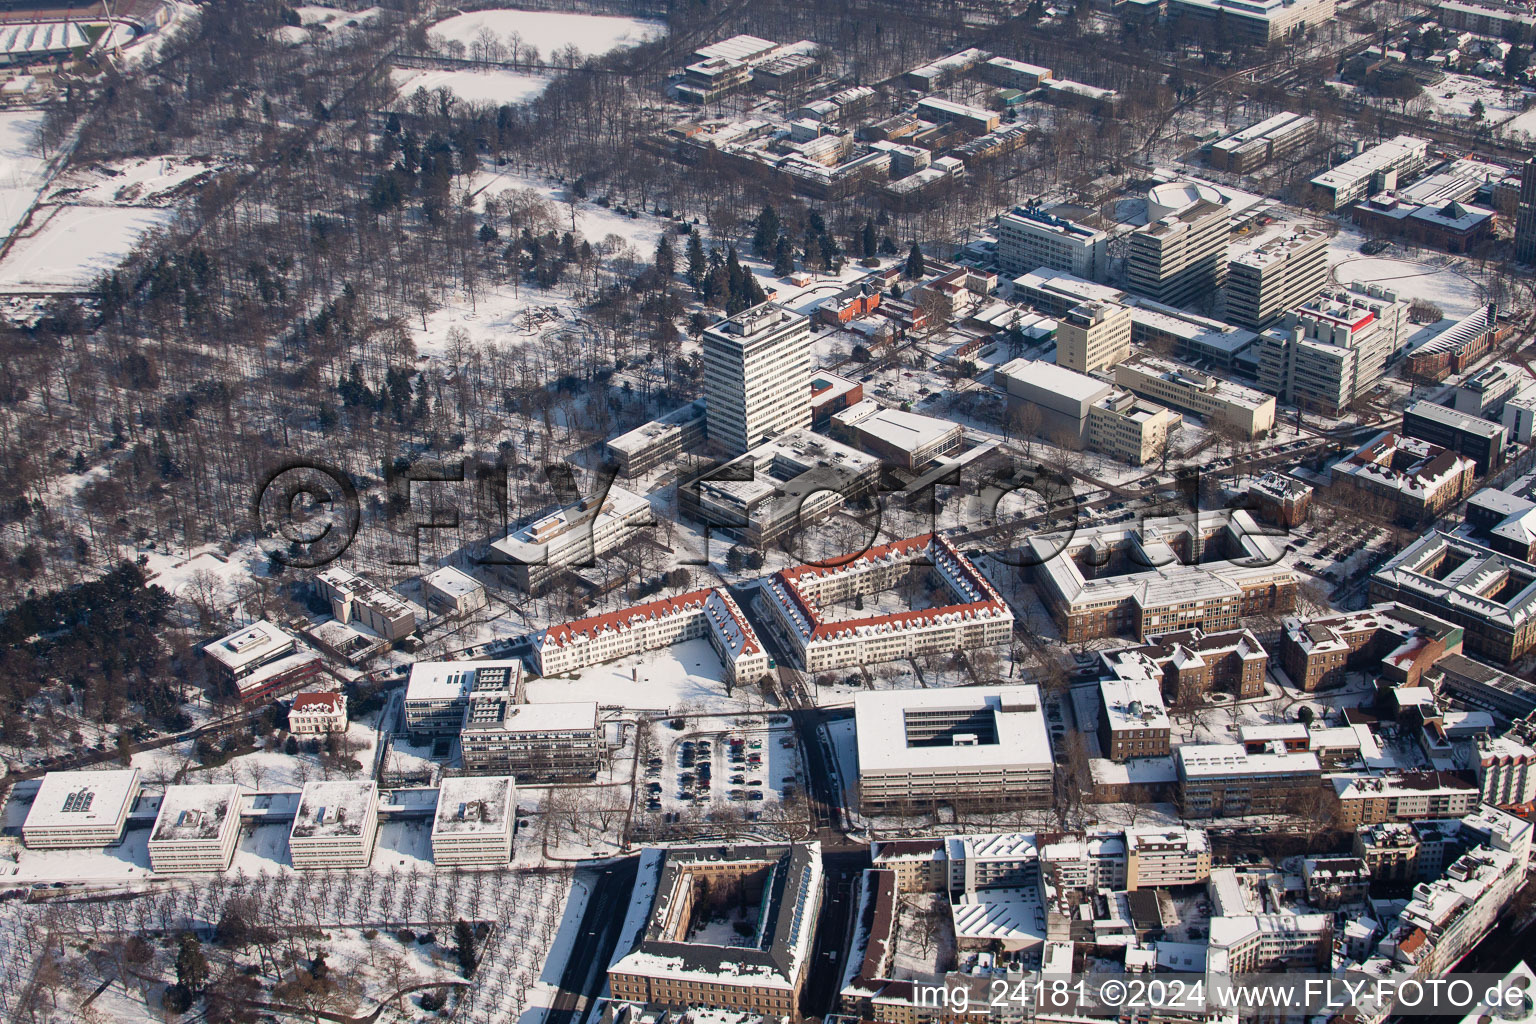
0 109 50 247
0 204 173 290
1331 254 1484 318
50 154 223 206
426 9 664 59
391 66 551 105
528 637 764 714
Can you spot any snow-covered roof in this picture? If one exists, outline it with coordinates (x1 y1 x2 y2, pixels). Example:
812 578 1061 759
290 780 377 839
25 768 142 830
423 565 483 598
855 685 1051 773
203 619 296 673
150 783 241 843
431 775 514 836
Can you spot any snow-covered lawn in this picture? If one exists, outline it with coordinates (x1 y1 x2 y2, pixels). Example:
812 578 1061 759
50 155 224 206
0 204 173 290
0 109 49 246
1329 254 1484 318
426 9 664 59
528 636 764 714
391 66 551 105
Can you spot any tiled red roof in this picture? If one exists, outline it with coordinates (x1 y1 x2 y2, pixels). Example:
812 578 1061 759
292 692 342 712
542 587 763 656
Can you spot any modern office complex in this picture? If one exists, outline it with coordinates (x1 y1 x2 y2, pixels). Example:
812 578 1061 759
287 780 380 869
1086 389 1182 465
203 619 322 703
1256 285 1408 414
1127 198 1230 309
1176 744 1322 817
996 357 1112 442
422 566 488 618
147 783 243 874
403 660 522 740
609 843 823 1015
1207 111 1317 174
1225 228 1328 330
314 567 417 641
678 429 879 547
1370 533 1536 663
996 204 1108 279
1169 0 1336 44
1310 135 1431 210
22 768 143 849
854 685 1054 812
534 587 770 687
763 534 1013 673
604 399 708 478
488 483 652 594
430 775 516 866
1517 155 1536 263
1056 299 1133 373
831 400 963 469
702 302 813 455
1114 354 1276 438
1029 510 1297 642
1402 400 1508 474
460 695 604 780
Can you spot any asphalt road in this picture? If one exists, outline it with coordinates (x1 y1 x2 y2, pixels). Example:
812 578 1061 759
801 848 872 1018
546 857 640 1024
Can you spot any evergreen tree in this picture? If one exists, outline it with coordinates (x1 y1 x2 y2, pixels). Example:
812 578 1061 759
862 219 878 259
176 933 209 995
905 241 926 279
752 205 781 258
454 919 478 975
655 234 676 282
686 229 706 291
773 236 796 277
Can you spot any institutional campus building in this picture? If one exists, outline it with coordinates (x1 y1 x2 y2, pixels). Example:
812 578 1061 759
147 783 243 874
488 484 652 594
22 768 143 849
287 780 380 869
314 567 417 641
430 775 516 866
702 303 813 455
403 660 522 739
1280 603 1462 691
1029 510 1297 642
534 587 770 687
1114 354 1276 439
854 685 1053 812
763 534 1013 673
203 619 322 703
609 843 823 1015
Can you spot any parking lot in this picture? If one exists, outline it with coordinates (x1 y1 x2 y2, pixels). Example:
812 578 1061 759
641 722 800 816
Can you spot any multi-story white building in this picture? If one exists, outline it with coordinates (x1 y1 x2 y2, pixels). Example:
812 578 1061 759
764 534 1013 673
1125 826 1212 888
1176 744 1323 817
1114 354 1276 439
1226 228 1329 330
460 696 604 780
22 768 142 849
534 587 769 687
854 685 1053 812
604 399 707 478
422 566 488 618
489 483 651 594
203 619 321 703
288 780 379 869
996 205 1108 280
289 691 348 735
431 775 516 866
1311 135 1431 211
1056 299 1133 373
403 660 521 740
1128 198 1230 310
1474 733 1536 806
1208 111 1317 174
1086 389 1182 466
830 399 963 470
147 783 243 874
1170 0 1336 44
702 303 812 455
1256 285 1408 414
315 567 417 641
996 356 1113 443
1208 912 1333 972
